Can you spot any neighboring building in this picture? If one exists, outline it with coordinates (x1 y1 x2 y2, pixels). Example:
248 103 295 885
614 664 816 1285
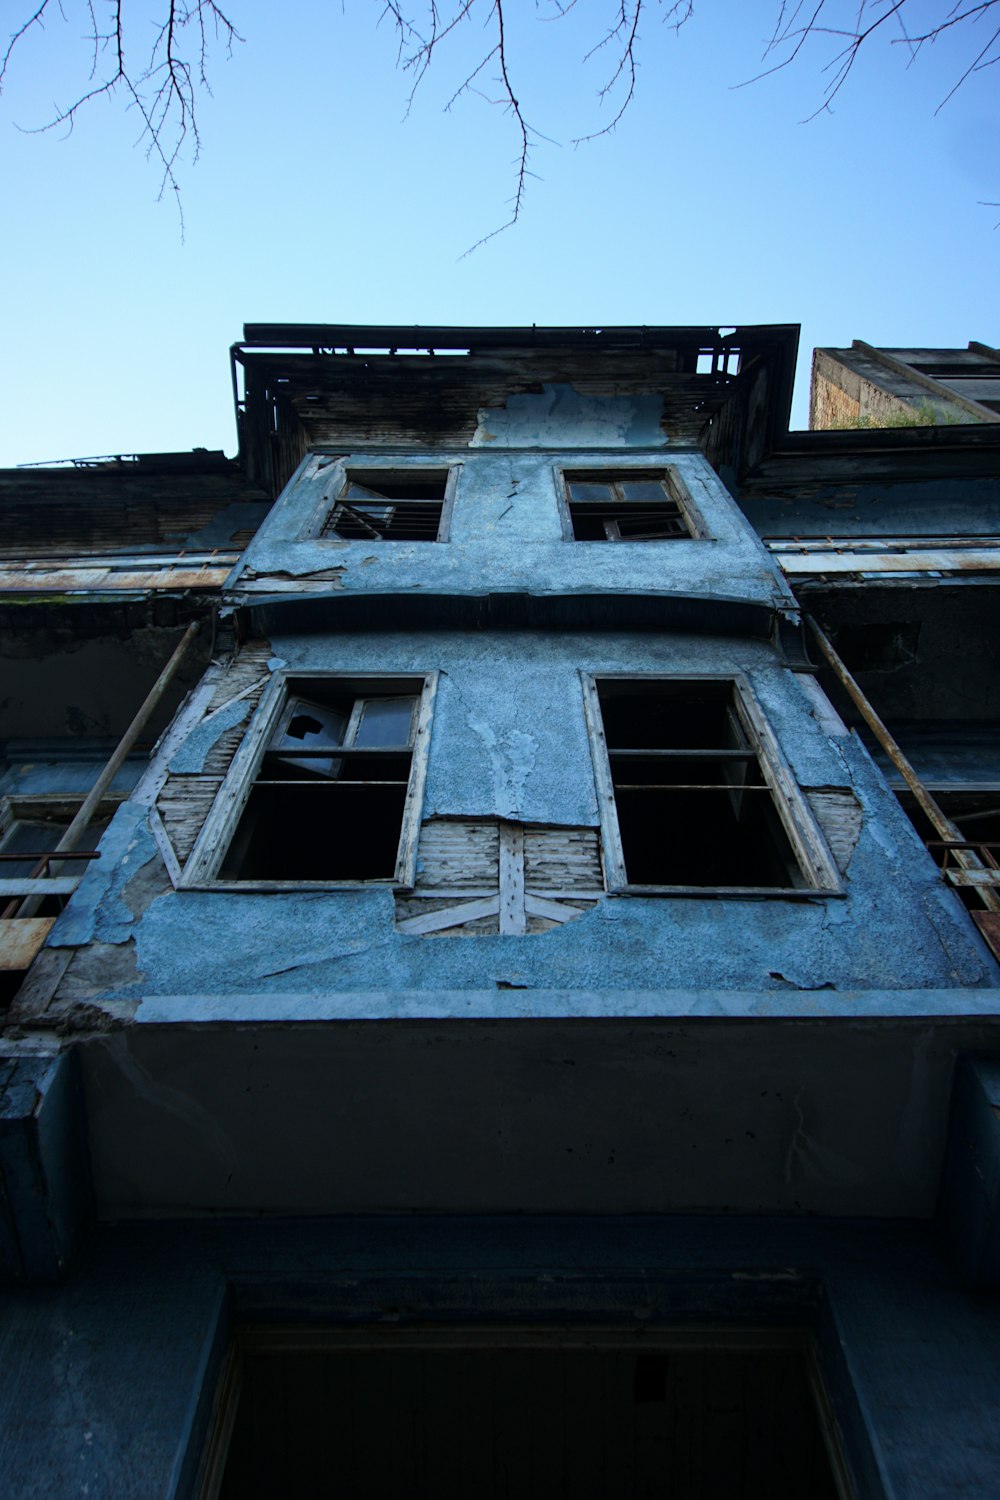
2 324 1000 1498
811 340 1000 428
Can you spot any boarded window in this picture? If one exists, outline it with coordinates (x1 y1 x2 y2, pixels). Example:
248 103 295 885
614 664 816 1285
320 470 450 542
563 470 701 542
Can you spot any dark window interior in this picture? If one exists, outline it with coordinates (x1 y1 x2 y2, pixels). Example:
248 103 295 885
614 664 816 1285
566 474 694 542
219 680 420 882
597 681 804 888
320 471 448 542
217 1340 841 1500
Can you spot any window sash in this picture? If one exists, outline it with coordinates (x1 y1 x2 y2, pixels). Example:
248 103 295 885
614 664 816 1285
560 468 705 543
312 466 457 543
581 673 841 895
183 674 436 889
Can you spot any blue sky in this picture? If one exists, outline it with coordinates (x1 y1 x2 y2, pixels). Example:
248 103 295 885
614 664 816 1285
1 0 997 463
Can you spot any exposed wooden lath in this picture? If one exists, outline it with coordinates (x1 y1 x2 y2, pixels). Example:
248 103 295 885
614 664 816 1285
395 817 604 935
155 641 273 867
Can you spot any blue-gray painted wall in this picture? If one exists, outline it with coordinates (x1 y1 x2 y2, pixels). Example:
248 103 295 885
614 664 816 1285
8 385 1000 1499
46 627 998 1002
36 442 999 1005
227 450 795 614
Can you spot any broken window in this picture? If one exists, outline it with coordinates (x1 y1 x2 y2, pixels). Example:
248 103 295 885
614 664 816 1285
584 677 838 893
562 470 702 542
191 676 433 886
319 470 451 542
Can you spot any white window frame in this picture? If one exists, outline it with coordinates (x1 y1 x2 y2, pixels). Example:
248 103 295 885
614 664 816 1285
581 672 842 897
182 671 437 891
557 466 709 543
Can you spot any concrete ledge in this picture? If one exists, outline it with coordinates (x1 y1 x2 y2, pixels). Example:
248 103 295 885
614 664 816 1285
134 988 1000 1023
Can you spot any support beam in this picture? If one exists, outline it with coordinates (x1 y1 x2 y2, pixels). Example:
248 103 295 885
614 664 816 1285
806 616 1000 916
14 618 201 920
939 1057 1000 1289
0 1049 91 1282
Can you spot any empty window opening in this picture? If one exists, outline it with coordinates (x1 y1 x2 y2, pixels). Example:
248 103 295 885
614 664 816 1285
207 1330 845 1500
218 681 424 883
591 680 812 890
320 470 450 542
564 471 700 542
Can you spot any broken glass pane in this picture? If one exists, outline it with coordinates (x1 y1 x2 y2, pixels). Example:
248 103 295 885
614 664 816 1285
272 699 348 779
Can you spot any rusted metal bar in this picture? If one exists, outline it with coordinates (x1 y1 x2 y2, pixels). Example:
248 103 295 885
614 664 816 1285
0 851 97 863
15 619 201 919
806 615 1000 914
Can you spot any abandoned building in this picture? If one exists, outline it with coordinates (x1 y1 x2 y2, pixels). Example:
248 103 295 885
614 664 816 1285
810 338 1000 429
2 323 1000 1497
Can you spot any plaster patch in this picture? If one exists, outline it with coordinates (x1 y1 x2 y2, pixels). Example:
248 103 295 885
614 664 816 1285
465 710 538 820
52 940 144 1004
47 803 151 947
471 385 667 448
168 696 251 774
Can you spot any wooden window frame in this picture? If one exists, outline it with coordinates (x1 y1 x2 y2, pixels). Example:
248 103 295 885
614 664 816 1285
182 672 437 891
308 464 459 544
557 467 709 544
581 672 842 897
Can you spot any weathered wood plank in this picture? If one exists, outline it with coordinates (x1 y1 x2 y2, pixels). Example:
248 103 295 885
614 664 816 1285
524 894 590 923
0 878 79 897
0 918 56 969
805 788 863 873
499 822 526 935
396 895 500 935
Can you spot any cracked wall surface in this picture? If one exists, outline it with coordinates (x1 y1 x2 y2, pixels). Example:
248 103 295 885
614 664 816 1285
34 628 999 1015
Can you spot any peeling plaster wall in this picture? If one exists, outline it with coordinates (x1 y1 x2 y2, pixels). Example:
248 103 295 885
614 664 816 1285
226 450 793 613
45 628 999 1008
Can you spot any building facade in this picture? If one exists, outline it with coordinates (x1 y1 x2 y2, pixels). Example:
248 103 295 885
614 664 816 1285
2 325 1000 1497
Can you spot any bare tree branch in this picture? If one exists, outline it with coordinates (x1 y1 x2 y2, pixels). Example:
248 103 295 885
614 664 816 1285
3 1 998 242
460 2 533 253
1 0 242 234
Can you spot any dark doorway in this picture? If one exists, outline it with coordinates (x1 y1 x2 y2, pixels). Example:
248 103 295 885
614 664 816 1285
208 1329 845 1500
